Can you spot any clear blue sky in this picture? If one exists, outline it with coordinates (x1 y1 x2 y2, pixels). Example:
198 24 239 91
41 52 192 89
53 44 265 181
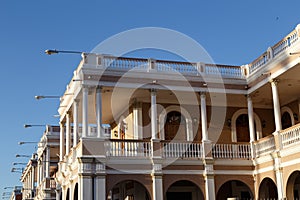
1 0 300 195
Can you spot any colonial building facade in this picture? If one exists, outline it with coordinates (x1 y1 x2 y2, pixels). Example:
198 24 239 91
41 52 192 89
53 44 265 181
20 24 300 199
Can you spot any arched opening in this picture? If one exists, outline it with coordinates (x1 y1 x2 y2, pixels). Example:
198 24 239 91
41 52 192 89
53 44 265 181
159 105 194 141
236 114 250 142
66 188 70 200
282 111 292 129
164 111 186 141
231 109 262 142
216 180 253 200
258 178 278 199
73 183 78 200
166 180 204 200
286 171 300 200
108 180 150 200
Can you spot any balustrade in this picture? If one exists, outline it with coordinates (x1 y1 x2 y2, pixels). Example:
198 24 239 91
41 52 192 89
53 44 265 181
162 141 203 159
281 123 300 148
254 136 275 157
106 139 152 157
212 143 251 159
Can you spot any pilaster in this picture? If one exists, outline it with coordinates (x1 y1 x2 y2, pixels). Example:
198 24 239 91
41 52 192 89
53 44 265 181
203 158 215 200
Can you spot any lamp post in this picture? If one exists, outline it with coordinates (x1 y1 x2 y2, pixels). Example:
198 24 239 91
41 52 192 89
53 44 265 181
23 124 45 128
12 162 27 166
11 168 23 173
45 49 83 55
34 95 61 100
15 154 31 158
18 141 38 145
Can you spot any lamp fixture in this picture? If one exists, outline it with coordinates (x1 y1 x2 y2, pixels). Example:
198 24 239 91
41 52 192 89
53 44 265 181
45 49 83 55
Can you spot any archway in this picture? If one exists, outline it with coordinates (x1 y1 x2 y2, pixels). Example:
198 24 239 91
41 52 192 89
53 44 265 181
286 171 300 200
216 180 253 200
166 180 204 200
231 109 262 141
73 183 78 200
164 111 186 140
281 111 292 129
258 178 278 199
236 114 250 142
159 105 193 141
108 180 150 200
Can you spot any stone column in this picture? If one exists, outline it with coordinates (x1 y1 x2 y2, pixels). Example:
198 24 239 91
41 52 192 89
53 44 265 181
45 147 50 178
78 160 93 200
272 152 285 199
247 95 256 158
133 101 143 139
59 122 65 161
151 164 163 200
95 163 106 200
247 95 256 142
204 159 215 200
82 86 89 137
96 87 103 138
73 99 79 147
270 80 282 131
66 112 71 155
151 89 158 139
200 92 208 141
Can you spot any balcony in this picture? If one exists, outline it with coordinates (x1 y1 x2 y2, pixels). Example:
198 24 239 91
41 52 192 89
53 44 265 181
35 177 56 199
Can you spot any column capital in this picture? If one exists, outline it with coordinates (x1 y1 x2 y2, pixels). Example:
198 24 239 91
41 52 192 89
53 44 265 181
270 79 279 85
150 88 157 93
200 91 206 96
96 85 103 90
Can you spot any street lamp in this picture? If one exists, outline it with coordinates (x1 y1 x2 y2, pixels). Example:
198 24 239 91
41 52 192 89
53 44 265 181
3 187 13 190
45 49 83 55
23 124 45 128
12 162 27 166
34 95 61 100
18 141 38 145
15 154 31 158
11 168 23 173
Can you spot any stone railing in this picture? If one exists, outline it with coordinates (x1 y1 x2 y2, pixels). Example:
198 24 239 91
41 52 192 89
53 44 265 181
105 139 152 157
248 28 299 75
212 143 251 159
84 54 244 79
254 135 276 157
80 25 299 80
280 123 300 148
161 141 203 159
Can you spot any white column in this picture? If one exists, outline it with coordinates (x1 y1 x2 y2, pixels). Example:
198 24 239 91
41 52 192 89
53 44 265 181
273 153 285 199
151 89 158 139
133 102 143 139
45 147 50 178
204 159 215 200
152 175 163 200
271 80 282 131
66 112 71 155
96 87 103 138
79 175 93 200
94 176 106 200
59 122 65 161
31 166 35 189
82 86 89 137
247 95 256 142
73 99 79 147
201 93 208 141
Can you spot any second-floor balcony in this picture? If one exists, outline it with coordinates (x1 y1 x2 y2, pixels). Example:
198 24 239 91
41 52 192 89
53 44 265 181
61 122 300 168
